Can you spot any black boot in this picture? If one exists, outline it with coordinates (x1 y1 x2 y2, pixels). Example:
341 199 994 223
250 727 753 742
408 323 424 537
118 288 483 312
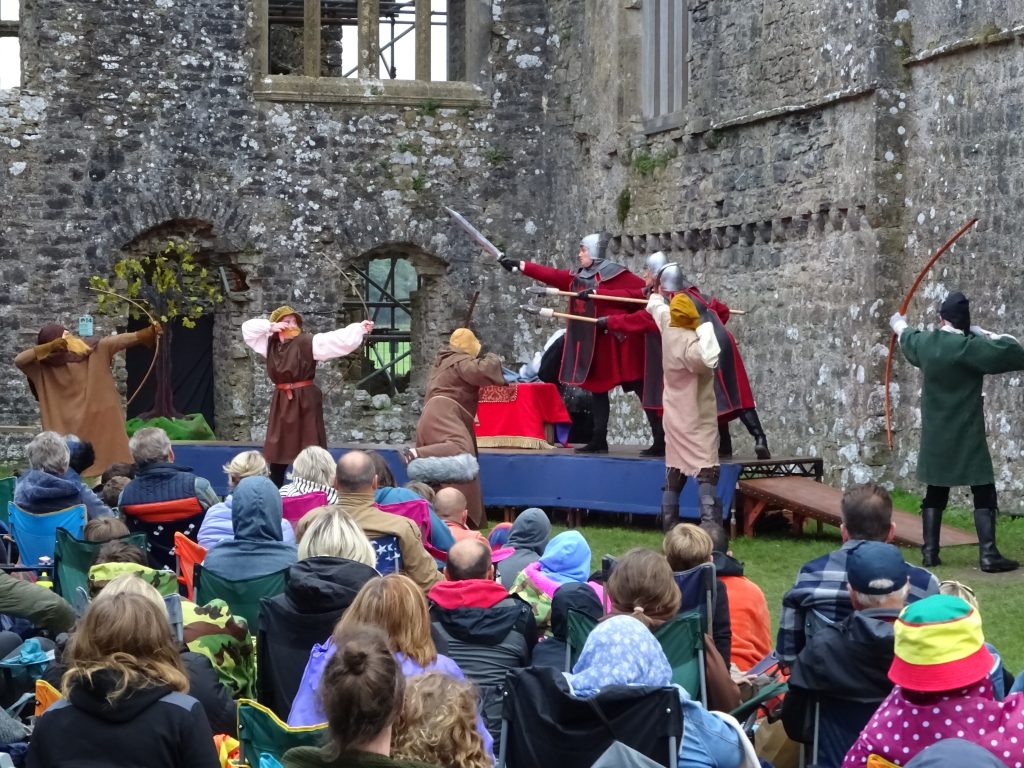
640 409 665 457
739 409 771 459
921 507 943 567
718 423 733 458
661 487 680 533
698 481 724 530
576 392 609 453
974 508 1019 573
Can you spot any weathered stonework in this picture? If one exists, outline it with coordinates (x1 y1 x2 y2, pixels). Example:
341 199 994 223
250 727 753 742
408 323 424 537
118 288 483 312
3 0 1024 503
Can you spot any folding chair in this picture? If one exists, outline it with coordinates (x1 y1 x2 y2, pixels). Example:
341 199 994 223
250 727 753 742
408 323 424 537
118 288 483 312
377 498 446 562
280 492 327 530
53 528 147 600
194 564 288 633
804 608 834 641
370 534 403 574
34 679 62 719
8 503 87 565
173 531 207 600
496 666 682 768
0 478 14 528
674 562 716 634
236 698 327 767
122 497 205 571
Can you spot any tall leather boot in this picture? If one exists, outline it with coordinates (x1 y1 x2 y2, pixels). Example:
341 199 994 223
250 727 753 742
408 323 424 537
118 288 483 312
974 508 1019 573
698 480 724 531
640 409 666 457
739 409 771 459
661 486 681 533
920 507 943 567
576 392 609 453
718 422 733 458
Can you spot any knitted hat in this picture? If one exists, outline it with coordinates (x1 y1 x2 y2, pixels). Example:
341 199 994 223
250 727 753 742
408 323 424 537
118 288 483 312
449 328 481 357
269 305 303 326
669 293 700 330
939 291 970 332
889 594 993 692
847 541 909 595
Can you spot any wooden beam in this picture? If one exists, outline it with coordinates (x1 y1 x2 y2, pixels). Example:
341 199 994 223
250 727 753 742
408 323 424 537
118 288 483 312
358 0 380 78
0 20 19 37
303 0 321 77
414 0 430 81
253 0 269 75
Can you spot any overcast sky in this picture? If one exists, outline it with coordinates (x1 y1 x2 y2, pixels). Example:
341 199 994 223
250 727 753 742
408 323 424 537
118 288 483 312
0 0 18 90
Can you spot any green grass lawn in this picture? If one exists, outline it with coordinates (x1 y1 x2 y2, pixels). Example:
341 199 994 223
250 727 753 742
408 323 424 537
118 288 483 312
538 491 1024 673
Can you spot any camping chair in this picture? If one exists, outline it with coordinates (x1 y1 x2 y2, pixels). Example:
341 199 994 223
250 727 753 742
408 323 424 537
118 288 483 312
674 562 716 634
794 694 883 768
281 492 327 530
174 531 207 600
0 478 14 528
804 608 834 641
496 666 682 768
53 528 148 600
193 564 288 633
370 534 403 574
122 498 205 571
377 498 447 562
8 503 87 565
34 679 62 719
236 698 327 767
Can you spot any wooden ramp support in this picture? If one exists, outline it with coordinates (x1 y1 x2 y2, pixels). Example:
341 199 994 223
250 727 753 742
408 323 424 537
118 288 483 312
735 476 978 548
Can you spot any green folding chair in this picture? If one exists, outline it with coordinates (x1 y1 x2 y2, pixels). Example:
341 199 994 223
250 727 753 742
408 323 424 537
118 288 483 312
0 477 14 528
237 698 326 767
194 565 288 633
53 528 148 603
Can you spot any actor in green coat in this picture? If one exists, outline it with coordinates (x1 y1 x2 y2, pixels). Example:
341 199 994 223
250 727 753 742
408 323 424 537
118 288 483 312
891 291 1024 572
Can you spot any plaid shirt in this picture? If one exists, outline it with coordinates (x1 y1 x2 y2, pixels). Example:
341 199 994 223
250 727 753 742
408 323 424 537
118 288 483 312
775 540 939 662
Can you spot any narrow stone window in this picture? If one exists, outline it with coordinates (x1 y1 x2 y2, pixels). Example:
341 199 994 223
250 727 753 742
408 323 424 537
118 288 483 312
0 0 19 89
642 0 688 132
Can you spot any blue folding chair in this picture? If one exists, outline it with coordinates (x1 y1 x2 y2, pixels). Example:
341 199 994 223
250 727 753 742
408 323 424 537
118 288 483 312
371 534 403 574
8 503 87 565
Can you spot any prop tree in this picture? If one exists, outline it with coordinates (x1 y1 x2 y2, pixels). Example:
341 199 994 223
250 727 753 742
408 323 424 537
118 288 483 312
89 241 223 420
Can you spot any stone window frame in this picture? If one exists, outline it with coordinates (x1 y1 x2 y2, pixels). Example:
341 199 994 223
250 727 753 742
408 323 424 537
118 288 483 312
642 0 688 134
0 0 19 88
252 0 490 108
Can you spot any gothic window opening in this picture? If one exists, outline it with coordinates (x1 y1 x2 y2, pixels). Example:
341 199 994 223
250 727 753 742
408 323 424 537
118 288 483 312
642 0 688 132
0 0 20 89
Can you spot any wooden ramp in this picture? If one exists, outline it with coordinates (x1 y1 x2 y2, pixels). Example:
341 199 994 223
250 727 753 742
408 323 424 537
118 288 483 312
735 476 978 548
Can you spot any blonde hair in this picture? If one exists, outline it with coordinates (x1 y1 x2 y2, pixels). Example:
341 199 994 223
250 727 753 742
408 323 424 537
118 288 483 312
336 574 435 668
290 446 336 488
939 579 979 610
606 548 681 630
391 673 490 768
223 450 270 488
404 481 435 504
663 523 713 572
96 573 166 613
295 505 330 544
298 506 377 566
62 590 187 703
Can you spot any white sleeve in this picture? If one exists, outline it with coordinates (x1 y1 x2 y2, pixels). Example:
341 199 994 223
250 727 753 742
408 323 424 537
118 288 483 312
695 322 721 368
649 301 671 333
241 318 272 358
311 323 368 362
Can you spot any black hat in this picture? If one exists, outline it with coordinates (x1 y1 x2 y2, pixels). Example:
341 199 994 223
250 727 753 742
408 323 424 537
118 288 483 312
939 291 971 332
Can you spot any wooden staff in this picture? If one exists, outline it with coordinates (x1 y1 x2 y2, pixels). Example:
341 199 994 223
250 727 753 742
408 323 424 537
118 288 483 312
526 286 746 314
520 304 599 323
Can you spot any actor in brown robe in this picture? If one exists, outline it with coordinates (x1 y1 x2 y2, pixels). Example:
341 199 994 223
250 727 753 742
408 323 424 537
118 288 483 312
242 305 373 485
14 322 160 476
405 328 504 528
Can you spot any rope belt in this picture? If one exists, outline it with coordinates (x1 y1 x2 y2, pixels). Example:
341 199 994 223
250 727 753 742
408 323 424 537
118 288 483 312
276 380 315 400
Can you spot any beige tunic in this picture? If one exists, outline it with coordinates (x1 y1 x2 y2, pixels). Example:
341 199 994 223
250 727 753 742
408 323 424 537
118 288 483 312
651 302 720 476
14 328 157 476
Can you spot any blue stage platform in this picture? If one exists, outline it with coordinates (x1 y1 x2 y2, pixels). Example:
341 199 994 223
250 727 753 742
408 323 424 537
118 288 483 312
171 442 743 522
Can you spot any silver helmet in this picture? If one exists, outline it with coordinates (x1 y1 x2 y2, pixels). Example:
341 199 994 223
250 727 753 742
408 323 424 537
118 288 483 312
657 263 690 293
645 251 668 275
580 233 602 261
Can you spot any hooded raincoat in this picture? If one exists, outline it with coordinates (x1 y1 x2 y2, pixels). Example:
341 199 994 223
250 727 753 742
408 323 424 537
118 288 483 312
496 508 551 589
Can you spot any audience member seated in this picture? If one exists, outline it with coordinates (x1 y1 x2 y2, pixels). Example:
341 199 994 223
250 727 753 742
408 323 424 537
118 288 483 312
96 461 135 491
663 523 733 666
14 430 111 520
0 570 76 636
940 579 1012 698
374 471 455 562
83 515 131 543
258 507 378 717
88 540 178 596
428 539 537 741
282 624 440 768
777 484 939 663
904 738 1011 768
496 507 551 589
333 451 441 591
198 450 296 549
706 523 772 672
487 521 512 549
433 488 489 547
783 542 908 768
28 589 220 768
201 476 297 581
842 594 1024 767
404 482 435 505
530 582 604 670
63 435 95 479
567 614 754 768
118 428 219 569
391 672 490 768
509 530 600 636
100 475 131 510
290 574 464 728
281 446 340 505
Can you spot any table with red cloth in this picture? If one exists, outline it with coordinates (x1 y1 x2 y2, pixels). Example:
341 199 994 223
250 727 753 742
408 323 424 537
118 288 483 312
474 382 572 449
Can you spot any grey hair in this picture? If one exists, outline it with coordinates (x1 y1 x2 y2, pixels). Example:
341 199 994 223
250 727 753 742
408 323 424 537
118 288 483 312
851 581 909 609
297 506 377 566
128 427 172 465
26 431 70 474
290 446 336 488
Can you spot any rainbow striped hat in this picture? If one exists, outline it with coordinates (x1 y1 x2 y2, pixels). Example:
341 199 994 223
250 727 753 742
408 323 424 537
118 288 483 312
889 594 993 692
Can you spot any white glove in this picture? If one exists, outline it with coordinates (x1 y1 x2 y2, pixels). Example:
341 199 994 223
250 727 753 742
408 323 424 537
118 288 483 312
695 322 721 368
889 312 908 336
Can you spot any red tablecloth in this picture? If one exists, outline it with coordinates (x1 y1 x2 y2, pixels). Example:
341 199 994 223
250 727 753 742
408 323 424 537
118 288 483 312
474 382 571 449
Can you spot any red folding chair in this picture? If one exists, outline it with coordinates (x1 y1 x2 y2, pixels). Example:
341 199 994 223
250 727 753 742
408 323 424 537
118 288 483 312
174 531 207 600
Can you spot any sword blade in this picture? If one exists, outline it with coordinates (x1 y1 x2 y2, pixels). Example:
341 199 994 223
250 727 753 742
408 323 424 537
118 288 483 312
445 207 504 260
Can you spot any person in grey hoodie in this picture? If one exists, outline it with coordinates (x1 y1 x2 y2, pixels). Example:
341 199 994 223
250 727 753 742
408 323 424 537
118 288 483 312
14 431 111 520
496 508 551 590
